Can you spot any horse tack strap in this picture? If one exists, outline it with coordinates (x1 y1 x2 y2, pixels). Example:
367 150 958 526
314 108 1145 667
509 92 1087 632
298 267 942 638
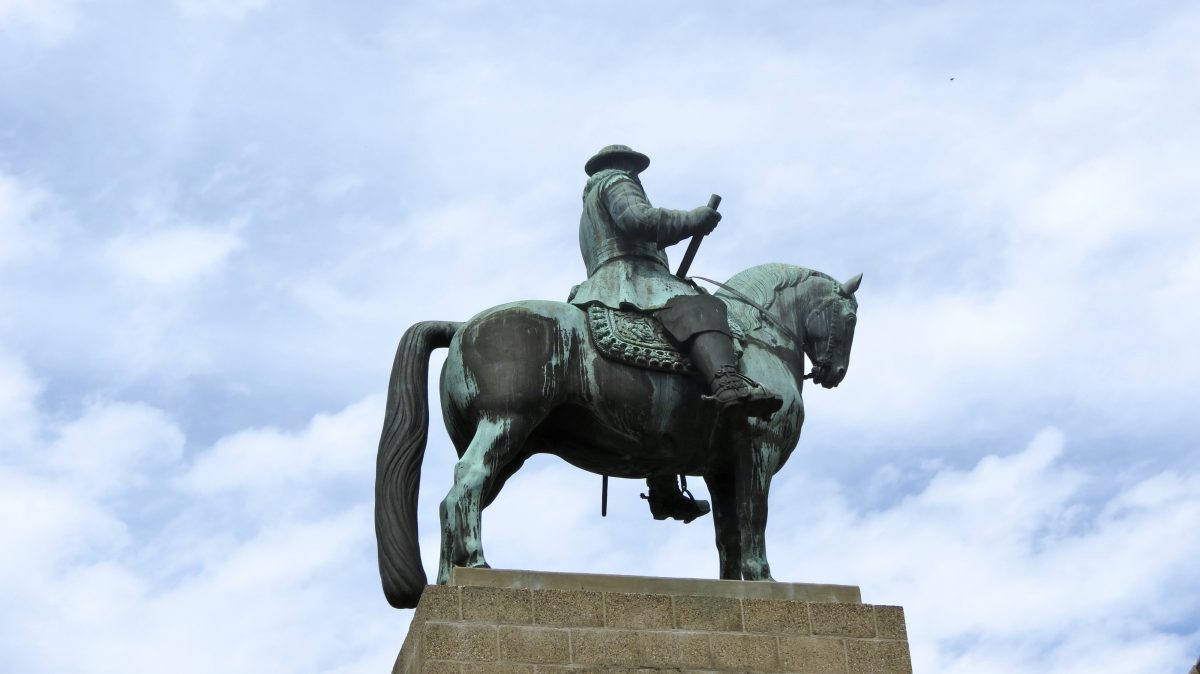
687 276 806 353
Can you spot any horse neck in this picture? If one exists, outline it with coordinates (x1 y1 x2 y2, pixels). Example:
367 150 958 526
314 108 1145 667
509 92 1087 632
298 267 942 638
722 280 806 353
722 268 825 352
772 282 810 347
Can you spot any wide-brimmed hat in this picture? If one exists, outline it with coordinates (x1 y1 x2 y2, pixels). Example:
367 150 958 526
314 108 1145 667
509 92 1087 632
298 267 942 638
585 144 650 176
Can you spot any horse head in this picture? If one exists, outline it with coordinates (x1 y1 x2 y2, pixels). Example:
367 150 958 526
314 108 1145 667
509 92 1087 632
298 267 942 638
716 264 861 390
802 272 861 388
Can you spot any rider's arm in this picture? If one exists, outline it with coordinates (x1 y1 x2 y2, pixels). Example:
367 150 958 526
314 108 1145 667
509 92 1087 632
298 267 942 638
604 177 699 249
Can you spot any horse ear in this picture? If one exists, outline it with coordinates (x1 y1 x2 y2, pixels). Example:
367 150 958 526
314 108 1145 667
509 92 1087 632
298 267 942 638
840 273 862 295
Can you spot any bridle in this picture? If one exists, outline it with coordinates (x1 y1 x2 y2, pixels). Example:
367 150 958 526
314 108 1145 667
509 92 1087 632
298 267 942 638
801 294 848 383
688 276 844 382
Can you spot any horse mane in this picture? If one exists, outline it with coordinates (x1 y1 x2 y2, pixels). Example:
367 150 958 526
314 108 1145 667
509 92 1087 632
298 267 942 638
717 263 836 331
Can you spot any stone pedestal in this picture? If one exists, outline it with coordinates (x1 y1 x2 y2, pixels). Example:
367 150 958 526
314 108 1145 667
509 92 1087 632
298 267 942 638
393 568 911 673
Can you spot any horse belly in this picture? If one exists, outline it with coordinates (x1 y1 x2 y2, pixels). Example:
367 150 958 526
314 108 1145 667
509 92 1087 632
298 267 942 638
541 359 721 477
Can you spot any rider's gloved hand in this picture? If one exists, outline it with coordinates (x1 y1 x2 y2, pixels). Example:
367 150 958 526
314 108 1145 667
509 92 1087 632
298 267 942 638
690 206 721 236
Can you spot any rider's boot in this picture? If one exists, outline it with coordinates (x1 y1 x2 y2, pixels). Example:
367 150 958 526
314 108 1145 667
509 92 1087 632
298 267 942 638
690 331 783 420
643 474 710 523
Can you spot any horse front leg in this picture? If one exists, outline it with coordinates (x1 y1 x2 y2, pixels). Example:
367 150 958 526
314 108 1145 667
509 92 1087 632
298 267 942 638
704 471 742 579
437 414 530 584
733 424 780 581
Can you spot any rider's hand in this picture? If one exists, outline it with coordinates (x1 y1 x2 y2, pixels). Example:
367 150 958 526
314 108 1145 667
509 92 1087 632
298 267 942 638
690 206 721 235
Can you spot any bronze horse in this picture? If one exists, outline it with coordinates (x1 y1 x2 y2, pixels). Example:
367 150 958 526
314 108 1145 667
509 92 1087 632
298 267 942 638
375 263 861 608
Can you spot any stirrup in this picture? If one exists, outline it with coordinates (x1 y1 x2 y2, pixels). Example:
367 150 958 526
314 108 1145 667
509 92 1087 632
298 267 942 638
703 365 783 420
640 478 711 524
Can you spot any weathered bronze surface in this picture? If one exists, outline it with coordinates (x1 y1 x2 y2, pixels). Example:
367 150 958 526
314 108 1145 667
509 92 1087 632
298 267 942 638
375 147 861 609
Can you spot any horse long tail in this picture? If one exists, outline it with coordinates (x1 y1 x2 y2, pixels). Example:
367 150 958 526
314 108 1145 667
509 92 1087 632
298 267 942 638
375 320 461 609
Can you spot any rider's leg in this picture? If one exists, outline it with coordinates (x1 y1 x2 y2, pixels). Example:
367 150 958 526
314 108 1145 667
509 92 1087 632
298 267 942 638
644 474 710 523
689 330 782 419
656 295 782 420
640 294 779 523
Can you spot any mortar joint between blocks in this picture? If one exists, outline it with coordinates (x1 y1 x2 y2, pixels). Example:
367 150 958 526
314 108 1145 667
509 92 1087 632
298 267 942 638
567 624 575 664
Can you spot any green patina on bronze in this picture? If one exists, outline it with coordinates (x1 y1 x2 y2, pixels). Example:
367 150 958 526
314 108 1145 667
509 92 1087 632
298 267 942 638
374 147 862 609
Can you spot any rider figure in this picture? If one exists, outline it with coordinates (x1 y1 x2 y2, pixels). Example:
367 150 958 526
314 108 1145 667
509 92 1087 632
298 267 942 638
569 144 784 522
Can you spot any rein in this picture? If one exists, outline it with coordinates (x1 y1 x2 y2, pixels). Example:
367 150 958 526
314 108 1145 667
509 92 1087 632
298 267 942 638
688 275 826 381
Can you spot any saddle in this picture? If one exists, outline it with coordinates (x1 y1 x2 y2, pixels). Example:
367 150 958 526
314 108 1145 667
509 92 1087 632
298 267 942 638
586 305 744 374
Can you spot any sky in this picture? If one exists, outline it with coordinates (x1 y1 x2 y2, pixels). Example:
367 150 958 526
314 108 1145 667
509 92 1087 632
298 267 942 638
1 0 1197 672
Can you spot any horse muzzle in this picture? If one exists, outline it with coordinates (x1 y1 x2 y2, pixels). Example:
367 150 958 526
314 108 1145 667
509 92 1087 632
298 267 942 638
807 363 846 389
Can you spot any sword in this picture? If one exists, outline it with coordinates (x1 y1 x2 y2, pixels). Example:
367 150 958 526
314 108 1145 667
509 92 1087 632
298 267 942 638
675 193 721 279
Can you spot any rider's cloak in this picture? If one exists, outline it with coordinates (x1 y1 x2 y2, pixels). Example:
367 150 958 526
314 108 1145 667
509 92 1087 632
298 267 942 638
569 168 702 312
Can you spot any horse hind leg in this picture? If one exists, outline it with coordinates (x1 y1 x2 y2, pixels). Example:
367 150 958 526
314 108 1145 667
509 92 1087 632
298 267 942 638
437 413 532 584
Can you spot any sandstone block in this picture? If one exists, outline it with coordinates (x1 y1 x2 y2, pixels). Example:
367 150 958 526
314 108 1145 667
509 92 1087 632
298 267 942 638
604 592 673 630
533 589 605 628
570 628 642 666
419 585 462 622
743 598 813 635
535 662 686 666
709 632 779 672
419 660 460 674
846 640 912 674
873 606 907 641
461 586 534 624
811 603 876 638
462 661 535 673
423 622 497 662
496 625 571 664
778 635 847 673
637 630 712 669
673 595 743 632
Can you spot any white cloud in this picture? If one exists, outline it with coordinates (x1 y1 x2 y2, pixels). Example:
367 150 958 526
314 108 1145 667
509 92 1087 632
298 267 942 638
0 172 56 265
0 467 129 583
106 224 242 286
174 0 270 21
760 428 1200 673
313 174 365 202
46 401 185 496
0 350 40 452
0 0 78 44
180 395 381 494
0 390 403 674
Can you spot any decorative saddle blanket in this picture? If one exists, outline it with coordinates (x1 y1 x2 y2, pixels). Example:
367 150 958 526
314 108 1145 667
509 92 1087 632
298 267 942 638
586 305 743 374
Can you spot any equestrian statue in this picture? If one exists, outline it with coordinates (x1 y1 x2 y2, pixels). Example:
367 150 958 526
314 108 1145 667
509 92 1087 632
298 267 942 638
375 145 862 608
